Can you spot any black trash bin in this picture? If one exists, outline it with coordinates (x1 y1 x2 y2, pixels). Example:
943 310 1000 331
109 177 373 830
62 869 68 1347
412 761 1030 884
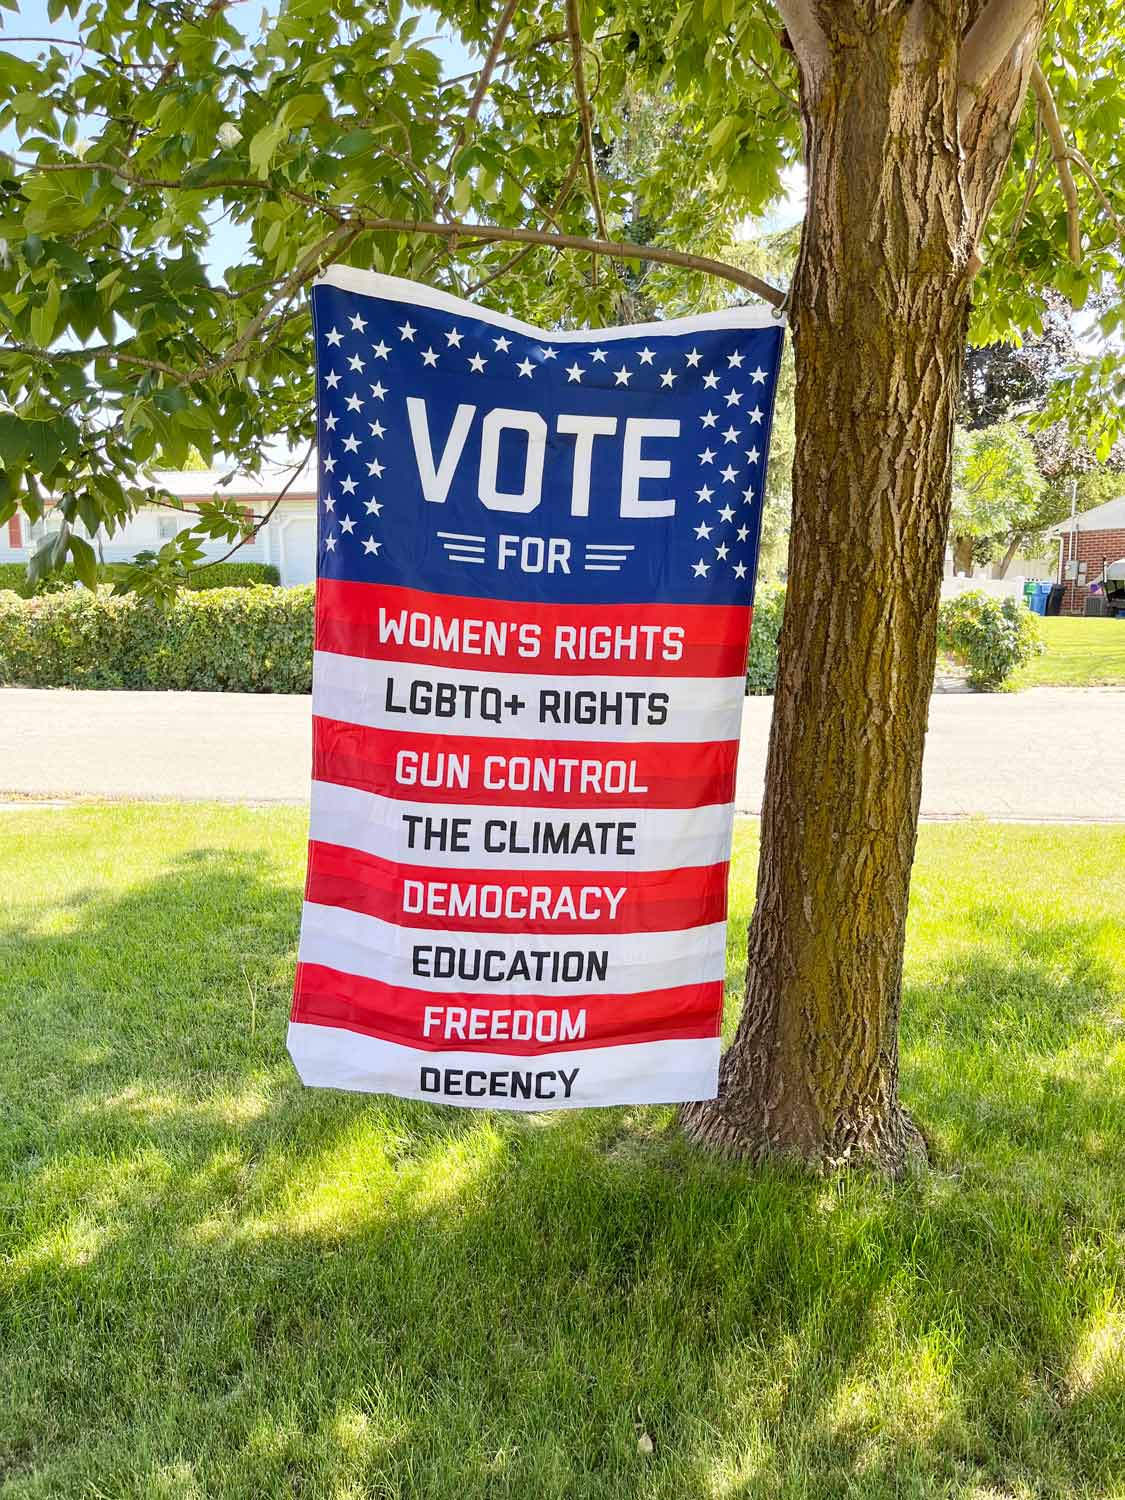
1046 583 1067 617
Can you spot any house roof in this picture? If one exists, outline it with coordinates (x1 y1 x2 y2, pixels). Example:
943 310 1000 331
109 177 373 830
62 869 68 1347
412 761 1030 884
147 463 317 502
1047 494 1125 536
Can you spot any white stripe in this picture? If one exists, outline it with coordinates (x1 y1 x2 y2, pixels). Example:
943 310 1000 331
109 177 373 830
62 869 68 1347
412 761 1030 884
298 901 726 995
313 650 745 744
288 1022 721 1110
309 779 736 872
316 266 784 337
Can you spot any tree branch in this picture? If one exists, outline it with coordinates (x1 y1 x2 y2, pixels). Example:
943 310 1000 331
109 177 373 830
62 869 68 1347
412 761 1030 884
958 0 1040 127
773 0 827 78
565 0 609 249
185 441 315 574
1066 146 1125 254
1030 61 1081 264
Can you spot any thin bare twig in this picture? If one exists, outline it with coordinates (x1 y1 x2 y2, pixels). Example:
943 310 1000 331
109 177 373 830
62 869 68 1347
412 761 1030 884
1005 109 1043 261
1067 146 1125 252
185 440 316 573
565 0 610 256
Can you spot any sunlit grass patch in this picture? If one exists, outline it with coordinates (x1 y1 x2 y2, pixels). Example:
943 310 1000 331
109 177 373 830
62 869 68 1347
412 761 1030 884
0 805 1122 1497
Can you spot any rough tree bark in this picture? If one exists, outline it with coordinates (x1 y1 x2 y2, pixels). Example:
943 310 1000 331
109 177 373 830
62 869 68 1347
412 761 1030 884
683 1 1042 1174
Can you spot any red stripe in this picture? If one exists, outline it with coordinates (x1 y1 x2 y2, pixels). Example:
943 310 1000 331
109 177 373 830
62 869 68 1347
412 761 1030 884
305 841 730 933
292 961 724 1053
313 719 738 810
315 578 752 677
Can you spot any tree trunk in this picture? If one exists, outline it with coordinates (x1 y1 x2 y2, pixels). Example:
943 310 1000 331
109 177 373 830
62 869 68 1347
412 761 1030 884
951 534 977 575
683 15 987 1175
995 533 1024 577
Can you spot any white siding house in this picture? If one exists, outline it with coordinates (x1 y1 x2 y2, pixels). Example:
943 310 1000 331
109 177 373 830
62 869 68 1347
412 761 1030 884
0 465 319 587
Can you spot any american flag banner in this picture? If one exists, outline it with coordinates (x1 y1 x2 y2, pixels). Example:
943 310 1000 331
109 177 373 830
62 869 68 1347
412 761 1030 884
288 267 785 1110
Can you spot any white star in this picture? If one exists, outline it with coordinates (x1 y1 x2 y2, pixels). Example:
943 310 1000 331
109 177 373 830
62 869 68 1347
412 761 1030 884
324 370 341 389
421 347 439 367
539 346 558 360
347 353 365 372
339 514 356 534
516 358 534 378
747 405 764 423
446 327 463 347
734 561 748 579
685 348 702 367
590 348 607 362
745 446 761 464
614 365 632 386
692 559 710 578
468 352 487 373
493 335 511 352
694 522 713 539
362 536 381 555
720 464 738 483
322 455 336 472
398 321 416 341
750 365 768 384
369 381 387 400
737 525 750 541
696 485 714 503
702 371 720 389
742 487 755 504
342 433 360 453
638 347 655 365
372 340 390 360
349 313 367 332
698 447 716 464
324 533 337 551
722 426 740 444
340 476 357 495
700 410 718 428
323 492 335 511
366 458 385 478
345 393 362 413
364 497 383 516
727 350 744 368
719 504 735 522
716 542 729 559
725 388 743 407
369 420 386 438
324 413 338 431
659 369 677 387
565 362 584 382
325 327 343 347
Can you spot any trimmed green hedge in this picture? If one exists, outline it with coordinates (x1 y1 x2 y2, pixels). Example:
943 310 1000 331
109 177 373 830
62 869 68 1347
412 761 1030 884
0 560 279 597
0 585 313 693
746 583 785 695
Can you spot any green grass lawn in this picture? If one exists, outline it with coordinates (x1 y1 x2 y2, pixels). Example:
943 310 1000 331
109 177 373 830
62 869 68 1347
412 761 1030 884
1012 615 1125 688
1 806 1123 1499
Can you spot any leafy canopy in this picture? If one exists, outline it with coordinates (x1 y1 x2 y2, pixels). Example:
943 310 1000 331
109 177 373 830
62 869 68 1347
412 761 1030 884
0 0 1122 590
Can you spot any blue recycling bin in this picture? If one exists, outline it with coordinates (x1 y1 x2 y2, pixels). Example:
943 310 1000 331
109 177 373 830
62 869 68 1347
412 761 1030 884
1030 582 1051 615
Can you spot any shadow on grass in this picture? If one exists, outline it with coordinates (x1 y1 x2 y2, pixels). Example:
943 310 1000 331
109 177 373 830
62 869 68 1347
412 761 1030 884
1 854 1122 1498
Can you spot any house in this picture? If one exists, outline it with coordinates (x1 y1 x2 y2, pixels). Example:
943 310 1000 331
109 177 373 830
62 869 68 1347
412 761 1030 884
1048 494 1125 614
0 464 319 587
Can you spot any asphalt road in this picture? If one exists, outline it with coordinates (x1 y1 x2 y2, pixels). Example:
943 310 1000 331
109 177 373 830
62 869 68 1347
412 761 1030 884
2 685 1123 821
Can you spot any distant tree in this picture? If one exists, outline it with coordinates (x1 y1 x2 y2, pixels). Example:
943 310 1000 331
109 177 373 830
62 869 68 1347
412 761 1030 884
950 423 1045 575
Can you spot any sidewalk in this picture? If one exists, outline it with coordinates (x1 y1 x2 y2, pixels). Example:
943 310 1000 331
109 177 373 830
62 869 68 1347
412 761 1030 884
2 685 1124 821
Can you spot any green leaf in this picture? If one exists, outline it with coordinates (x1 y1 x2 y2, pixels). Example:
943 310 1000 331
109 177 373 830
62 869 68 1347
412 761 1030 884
68 531 98 588
248 119 287 178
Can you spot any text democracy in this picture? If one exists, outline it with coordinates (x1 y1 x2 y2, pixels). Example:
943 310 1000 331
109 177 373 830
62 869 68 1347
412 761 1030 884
403 880 627 922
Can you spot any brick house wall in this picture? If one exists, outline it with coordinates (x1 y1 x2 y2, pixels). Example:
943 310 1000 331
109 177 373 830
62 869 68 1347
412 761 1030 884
1059 525 1125 613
